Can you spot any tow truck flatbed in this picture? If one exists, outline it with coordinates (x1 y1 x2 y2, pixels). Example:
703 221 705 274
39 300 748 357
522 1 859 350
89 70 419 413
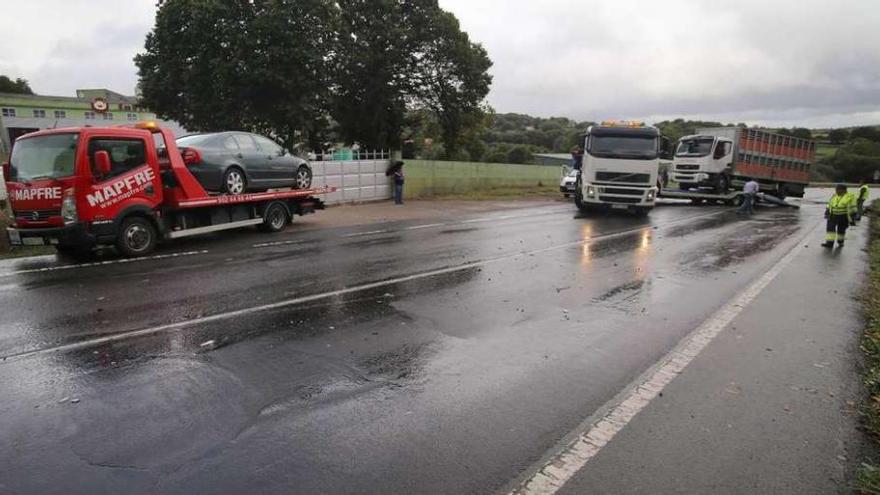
175 186 334 209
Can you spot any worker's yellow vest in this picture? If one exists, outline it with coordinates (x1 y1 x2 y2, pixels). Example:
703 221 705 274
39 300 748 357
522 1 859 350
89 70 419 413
828 192 856 215
860 185 870 201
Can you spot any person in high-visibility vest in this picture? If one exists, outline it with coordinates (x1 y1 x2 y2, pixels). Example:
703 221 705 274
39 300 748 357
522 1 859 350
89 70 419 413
822 184 857 248
855 180 870 224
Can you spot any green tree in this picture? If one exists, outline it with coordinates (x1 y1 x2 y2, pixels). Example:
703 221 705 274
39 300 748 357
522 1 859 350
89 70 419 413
827 128 849 145
0 75 34 94
506 145 532 164
778 127 812 140
135 0 337 149
333 0 492 153
851 126 880 143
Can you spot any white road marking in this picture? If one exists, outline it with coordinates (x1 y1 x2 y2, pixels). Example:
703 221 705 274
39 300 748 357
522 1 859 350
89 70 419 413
509 219 821 495
341 229 389 238
252 240 307 248
0 250 210 278
405 223 446 230
0 211 725 363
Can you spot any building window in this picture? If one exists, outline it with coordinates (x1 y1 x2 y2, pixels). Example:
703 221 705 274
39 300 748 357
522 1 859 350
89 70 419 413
54 110 67 119
33 109 46 118
127 113 138 121
102 112 114 120
85 111 96 120
1 108 15 117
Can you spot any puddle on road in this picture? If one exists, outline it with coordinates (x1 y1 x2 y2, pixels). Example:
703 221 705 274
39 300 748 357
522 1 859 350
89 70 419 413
344 235 404 248
593 280 646 302
677 221 802 272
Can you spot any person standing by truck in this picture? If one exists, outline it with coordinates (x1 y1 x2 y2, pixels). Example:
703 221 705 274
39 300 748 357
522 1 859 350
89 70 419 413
822 184 857 248
737 177 759 215
570 146 584 171
856 180 870 224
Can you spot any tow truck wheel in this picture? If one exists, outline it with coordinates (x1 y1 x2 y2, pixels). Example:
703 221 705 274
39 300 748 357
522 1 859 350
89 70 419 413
223 168 247 195
260 202 289 232
117 217 157 257
294 165 313 190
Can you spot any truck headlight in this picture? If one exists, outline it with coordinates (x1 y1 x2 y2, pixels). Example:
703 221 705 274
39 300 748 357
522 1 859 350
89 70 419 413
647 189 656 201
61 188 77 225
586 185 596 198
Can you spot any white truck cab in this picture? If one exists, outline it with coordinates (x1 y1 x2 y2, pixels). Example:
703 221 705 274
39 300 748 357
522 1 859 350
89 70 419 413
575 121 660 215
672 133 735 193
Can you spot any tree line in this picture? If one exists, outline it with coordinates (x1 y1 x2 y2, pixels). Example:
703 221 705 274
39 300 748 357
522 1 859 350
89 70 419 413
135 0 492 156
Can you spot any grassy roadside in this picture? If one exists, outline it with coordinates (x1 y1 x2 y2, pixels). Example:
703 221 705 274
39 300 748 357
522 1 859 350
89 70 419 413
408 185 560 201
859 199 880 493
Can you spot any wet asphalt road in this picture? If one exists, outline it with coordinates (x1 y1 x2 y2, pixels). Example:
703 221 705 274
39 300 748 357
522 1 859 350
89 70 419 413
0 191 831 494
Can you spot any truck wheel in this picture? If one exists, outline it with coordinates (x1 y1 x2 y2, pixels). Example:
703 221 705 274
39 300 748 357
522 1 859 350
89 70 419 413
260 202 289 232
574 185 588 213
223 168 247 195
117 217 157 257
294 165 313 190
716 174 730 194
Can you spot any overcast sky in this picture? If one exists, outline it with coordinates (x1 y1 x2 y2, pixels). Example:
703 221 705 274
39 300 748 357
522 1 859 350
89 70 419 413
1 0 878 128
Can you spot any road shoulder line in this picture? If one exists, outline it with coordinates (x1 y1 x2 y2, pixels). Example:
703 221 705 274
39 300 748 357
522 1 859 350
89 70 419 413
508 218 821 495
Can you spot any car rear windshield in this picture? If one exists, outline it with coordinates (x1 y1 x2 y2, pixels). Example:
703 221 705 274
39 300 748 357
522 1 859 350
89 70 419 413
176 134 217 147
9 133 79 182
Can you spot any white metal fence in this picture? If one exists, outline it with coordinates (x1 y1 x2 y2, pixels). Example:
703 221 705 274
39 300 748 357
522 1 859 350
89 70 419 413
309 159 393 204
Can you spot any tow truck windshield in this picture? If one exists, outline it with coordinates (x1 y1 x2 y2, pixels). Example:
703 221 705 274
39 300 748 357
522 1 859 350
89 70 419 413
9 133 79 182
588 134 658 160
675 138 715 157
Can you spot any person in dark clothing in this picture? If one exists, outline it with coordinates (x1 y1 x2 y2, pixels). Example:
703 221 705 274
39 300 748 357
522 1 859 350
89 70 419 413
386 160 405 205
571 146 584 171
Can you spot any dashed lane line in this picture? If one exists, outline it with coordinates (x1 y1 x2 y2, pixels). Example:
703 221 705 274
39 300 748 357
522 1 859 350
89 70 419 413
508 218 822 495
0 250 210 278
0 210 726 363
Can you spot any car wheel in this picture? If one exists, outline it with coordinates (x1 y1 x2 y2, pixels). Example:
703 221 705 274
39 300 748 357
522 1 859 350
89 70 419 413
223 168 247 195
116 217 157 257
294 165 313 190
260 202 289 232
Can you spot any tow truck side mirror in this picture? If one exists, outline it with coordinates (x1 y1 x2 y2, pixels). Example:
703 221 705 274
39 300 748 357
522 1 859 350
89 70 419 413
95 151 112 177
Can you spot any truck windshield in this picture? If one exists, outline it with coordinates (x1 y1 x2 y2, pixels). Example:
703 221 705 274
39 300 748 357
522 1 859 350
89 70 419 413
675 138 715 157
588 135 658 160
9 133 79 182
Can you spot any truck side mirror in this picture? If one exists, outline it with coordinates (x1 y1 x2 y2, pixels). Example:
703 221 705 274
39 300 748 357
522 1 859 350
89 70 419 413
94 151 112 176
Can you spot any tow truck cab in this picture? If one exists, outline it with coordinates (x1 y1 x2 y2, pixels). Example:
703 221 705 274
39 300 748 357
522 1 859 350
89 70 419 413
4 123 326 256
576 121 661 214
5 126 166 251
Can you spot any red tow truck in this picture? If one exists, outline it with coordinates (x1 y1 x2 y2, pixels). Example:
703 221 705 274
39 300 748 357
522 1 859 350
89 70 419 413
3 122 332 256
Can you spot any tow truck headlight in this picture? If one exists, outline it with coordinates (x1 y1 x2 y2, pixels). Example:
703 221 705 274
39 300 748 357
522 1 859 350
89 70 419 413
586 185 596 198
61 188 77 225
647 189 656 201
